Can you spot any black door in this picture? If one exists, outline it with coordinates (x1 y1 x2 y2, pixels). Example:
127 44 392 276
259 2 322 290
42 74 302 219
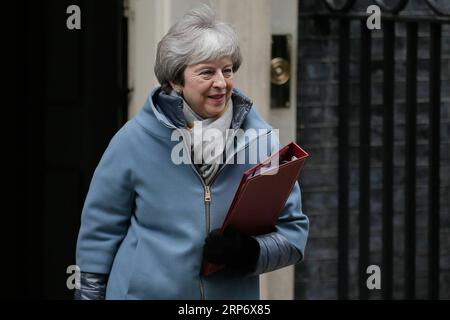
7 0 128 299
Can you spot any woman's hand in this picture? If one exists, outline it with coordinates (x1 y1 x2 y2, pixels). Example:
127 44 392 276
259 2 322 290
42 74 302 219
203 225 260 275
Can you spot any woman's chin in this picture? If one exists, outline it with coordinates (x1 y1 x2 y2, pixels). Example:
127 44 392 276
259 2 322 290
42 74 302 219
204 105 226 118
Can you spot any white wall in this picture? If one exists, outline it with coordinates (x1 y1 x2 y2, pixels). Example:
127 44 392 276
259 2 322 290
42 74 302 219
261 0 299 300
127 0 171 117
270 0 298 147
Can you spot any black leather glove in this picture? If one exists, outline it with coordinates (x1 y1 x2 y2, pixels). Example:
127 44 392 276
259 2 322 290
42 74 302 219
203 225 260 275
74 272 108 300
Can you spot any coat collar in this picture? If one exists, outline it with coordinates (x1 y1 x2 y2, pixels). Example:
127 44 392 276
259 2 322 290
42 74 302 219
134 87 270 139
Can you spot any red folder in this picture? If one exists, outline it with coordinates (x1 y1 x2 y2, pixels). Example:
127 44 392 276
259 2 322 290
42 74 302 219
201 141 309 276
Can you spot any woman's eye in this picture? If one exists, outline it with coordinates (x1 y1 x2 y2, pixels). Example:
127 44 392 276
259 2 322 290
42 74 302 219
200 70 214 76
223 69 233 76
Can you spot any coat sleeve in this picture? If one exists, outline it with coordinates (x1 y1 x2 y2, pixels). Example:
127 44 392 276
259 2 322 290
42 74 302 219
273 181 309 261
252 182 309 275
76 127 134 275
251 131 309 275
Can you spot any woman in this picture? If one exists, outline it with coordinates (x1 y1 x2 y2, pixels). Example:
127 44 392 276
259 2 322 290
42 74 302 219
75 5 309 300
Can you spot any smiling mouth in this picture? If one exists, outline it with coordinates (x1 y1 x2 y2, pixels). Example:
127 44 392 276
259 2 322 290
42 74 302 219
208 94 225 100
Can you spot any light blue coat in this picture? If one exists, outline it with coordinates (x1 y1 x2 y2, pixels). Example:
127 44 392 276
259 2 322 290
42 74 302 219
76 87 309 299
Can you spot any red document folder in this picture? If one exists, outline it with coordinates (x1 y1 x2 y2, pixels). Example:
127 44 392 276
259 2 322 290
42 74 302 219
201 141 309 276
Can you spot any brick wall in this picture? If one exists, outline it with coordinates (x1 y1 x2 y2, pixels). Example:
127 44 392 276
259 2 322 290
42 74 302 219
295 0 450 299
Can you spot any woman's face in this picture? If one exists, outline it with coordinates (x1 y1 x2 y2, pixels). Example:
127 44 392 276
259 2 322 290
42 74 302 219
176 57 234 119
